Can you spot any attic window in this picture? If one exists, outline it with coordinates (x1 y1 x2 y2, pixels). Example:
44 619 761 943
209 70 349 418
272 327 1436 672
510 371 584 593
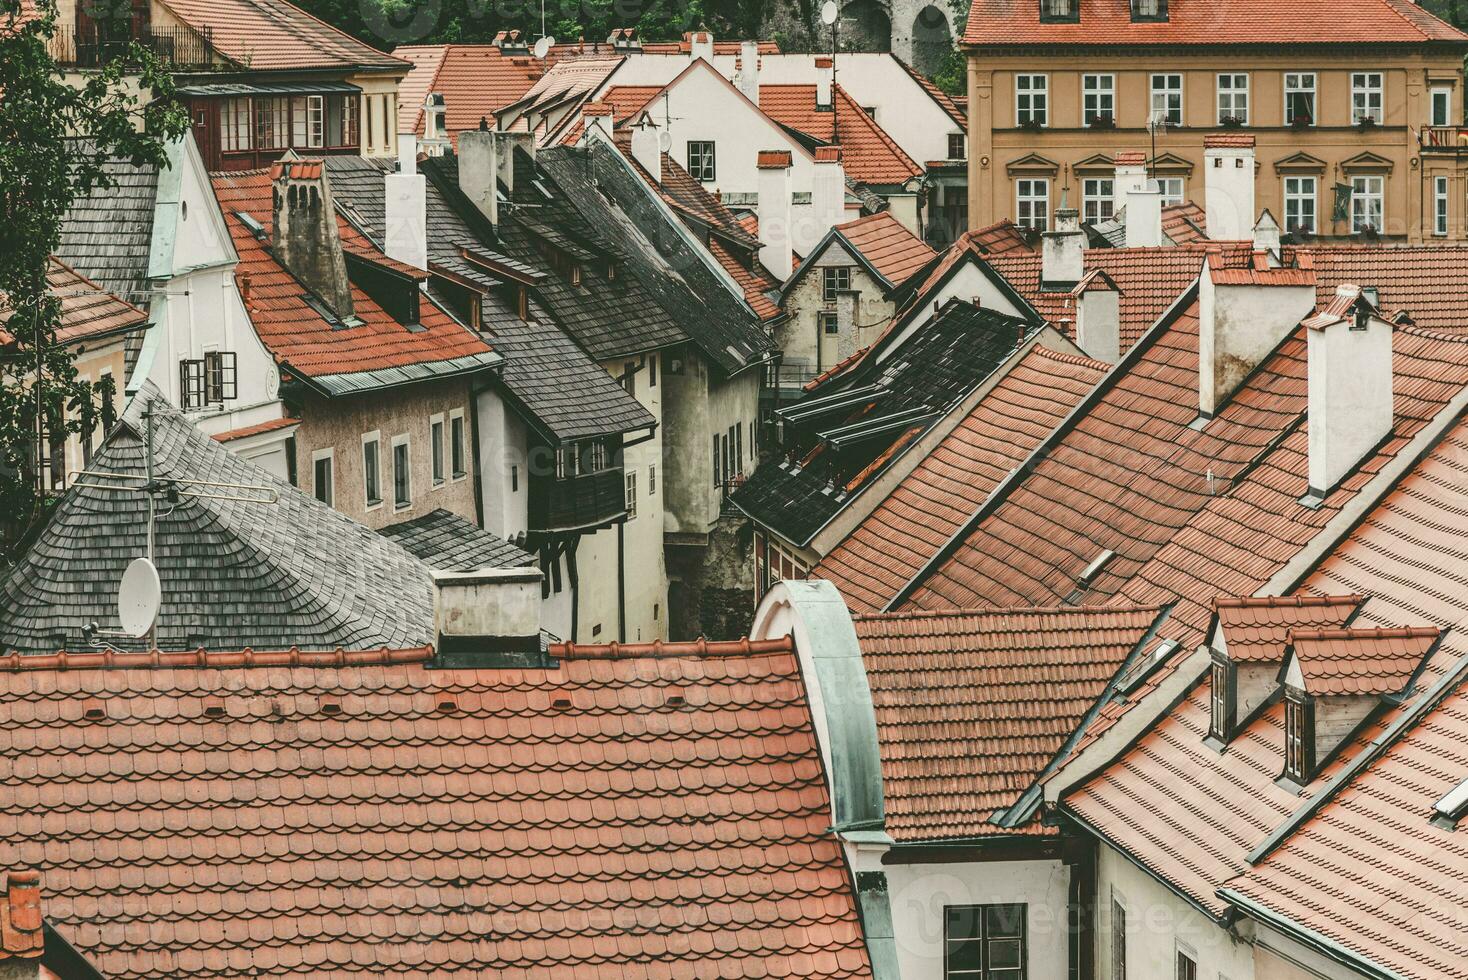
1131 0 1168 21
1117 639 1180 696
1039 0 1079 22
236 211 268 241
1432 777 1468 829
571 265 582 287
1208 657 1236 742
1284 691 1316 783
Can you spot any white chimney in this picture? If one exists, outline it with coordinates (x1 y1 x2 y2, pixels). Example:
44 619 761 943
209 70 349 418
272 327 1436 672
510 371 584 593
1197 250 1318 417
736 40 760 105
810 146 846 242
582 101 614 140
1306 285 1394 497
1204 133 1257 242
1113 151 1148 215
458 128 499 227
815 55 834 107
385 133 428 272
1073 269 1122 364
1125 180 1164 247
757 150 794 280
1253 209 1282 260
1042 204 1085 288
432 567 544 654
689 30 714 62
629 113 662 184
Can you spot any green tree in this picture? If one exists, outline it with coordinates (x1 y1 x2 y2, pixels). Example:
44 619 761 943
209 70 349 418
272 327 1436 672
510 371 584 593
0 0 187 561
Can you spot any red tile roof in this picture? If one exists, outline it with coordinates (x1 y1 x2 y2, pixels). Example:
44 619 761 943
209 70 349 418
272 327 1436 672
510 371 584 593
0 871 42 961
0 258 148 347
815 345 1108 612
962 0 1468 46
210 415 299 443
833 212 936 287
711 238 783 320
1289 626 1440 696
1214 594 1364 664
211 169 494 383
0 644 874 979
394 45 544 142
757 149 793 168
1203 132 1256 148
158 0 408 71
1160 201 1208 244
855 604 1162 841
759 85 922 186
1296 244 1468 335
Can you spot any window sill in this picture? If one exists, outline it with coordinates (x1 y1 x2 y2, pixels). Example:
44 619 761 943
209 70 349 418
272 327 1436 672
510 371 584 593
394 502 412 512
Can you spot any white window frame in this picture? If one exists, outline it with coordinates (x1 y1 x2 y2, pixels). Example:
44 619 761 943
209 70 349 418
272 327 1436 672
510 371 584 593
361 430 382 511
1217 73 1249 125
1082 74 1114 126
1284 72 1316 127
822 266 852 301
1175 943 1198 980
1352 72 1384 125
1082 178 1114 224
625 470 638 520
1284 176 1317 235
1434 176 1450 237
1015 74 1048 127
448 408 467 481
1431 86 1454 128
1016 178 1050 231
1157 177 1186 206
221 97 253 152
312 448 335 507
649 463 657 495
1151 73 1183 126
429 412 445 487
1351 175 1384 233
391 433 412 511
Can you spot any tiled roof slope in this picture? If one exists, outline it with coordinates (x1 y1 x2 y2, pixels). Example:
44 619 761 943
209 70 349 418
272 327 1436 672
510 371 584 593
0 384 436 655
211 168 496 387
394 45 544 140
0 871 42 960
1300 244 1468 335
1227 662 1468 980
159 0 408 71
759 85 923 186
962 0 1468 46
815 345 1108 612
0 259 149 346
1161 201 1208 244
323 156 655 442
56 153 160 307
855 605 1161 841
835 212 936 287
1291 627 1440 696
378 508 532 572
0 643 874 979
1215 594 1363 663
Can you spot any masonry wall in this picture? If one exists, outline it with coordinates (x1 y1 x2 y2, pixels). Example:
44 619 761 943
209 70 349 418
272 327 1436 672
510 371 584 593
778 245 896 385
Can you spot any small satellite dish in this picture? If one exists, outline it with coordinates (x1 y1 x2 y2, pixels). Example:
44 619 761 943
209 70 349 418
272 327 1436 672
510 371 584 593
658 131 672 152
118 557 161 638
821 0 839 26
532 36 554 59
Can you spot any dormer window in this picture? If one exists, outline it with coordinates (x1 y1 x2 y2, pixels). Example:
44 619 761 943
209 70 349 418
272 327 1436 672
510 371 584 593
1208 656 1236 742
1283 690 1315 783
1131 0 1168 21
1039 0 1079 22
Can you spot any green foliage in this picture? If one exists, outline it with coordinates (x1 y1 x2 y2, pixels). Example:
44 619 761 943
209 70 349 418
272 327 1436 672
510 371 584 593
0 0 187 559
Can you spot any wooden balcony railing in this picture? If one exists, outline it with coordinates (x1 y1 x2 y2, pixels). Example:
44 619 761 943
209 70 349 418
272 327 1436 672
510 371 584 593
48 26 215 69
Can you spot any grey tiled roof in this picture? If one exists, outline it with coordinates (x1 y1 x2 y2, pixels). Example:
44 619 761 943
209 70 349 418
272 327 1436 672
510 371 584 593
379 508 534 572
0 383 436 655
325 156 656 443
56 155 160 309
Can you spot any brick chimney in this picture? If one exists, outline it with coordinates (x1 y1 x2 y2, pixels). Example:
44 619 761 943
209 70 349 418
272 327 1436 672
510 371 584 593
735 40 760 105
271 155 354 319
1072 269 1121 364
385 133 427 271
629 112 663 184
1204 133 1256 242
757 150 794 280
458 128 500 228
1305 284 1394 498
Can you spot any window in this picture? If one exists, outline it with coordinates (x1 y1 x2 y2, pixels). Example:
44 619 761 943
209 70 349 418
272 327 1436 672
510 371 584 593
712 434 721 488
1151 74 1183 126
943 904 1026 980
221 97 252 152
254 96 291 150
625 471 637 519
947 132 966 159
1284 176 1317 234
1285 692 1315 782
556 445 579 479
1015 74 1047 127
623 361 637 396
649 353 657 387
1352 72 1383 125
1131 0 1166 18
449 410 466 479
649 463 657 495
822 266 851 301
1039 0 1077 22
1016 179 1050 231
1284 72 1316 126
819 311 840 335
687 141 715 181
179 359 206 410
734 424 744 478
511 465 518 492
1435 176 1449 237
1083 74 1114 126
1176 949 1197 980
312 450 334 506
1209 659 1234 741
590 442 608 472
1082 178 1114 224
1217 73 1249 125
293 95 325 148
1351 175 1384 233
203 351 236 404
392 436 411 509
362 433 382 508
1431 86 1453 127
1111 899 1127 980
430 415 445 485
1157 177 1185 206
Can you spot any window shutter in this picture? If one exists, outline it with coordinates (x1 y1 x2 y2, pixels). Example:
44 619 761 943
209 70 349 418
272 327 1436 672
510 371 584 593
179 358 205 409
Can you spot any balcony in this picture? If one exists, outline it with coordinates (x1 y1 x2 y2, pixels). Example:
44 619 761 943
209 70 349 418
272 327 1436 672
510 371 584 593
49 26 215 69
1421 126 1468 154
528 467 627 533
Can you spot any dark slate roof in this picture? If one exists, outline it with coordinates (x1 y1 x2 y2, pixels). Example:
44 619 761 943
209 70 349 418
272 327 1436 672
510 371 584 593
0 383 436 655
378 508 533 572
55 154 160 309
734 300 1036 545
323 156 656 443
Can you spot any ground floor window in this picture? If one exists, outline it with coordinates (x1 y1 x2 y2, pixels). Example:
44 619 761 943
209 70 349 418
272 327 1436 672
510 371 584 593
944 904 1026 980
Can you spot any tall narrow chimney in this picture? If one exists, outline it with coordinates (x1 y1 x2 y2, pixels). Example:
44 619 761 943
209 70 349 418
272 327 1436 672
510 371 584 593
689 30 714 63
757 150 794 280
1072 269 1122 364
736 40 760 105
1113 151 1148 215
835 289 858 361
811 146 846 242
1306 285 1394 498
271 155 354 318
1125 179 1164 247
1204 133 1256 242
385 133 428 271
815 55 834 107
629 113 662 184
458 128 500 227
1042 203 1085 289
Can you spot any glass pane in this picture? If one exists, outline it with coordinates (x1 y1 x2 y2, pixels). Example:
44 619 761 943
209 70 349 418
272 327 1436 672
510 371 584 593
945 939 983 971
946 906 983 941
985 905 1025 937
989 938 1023 969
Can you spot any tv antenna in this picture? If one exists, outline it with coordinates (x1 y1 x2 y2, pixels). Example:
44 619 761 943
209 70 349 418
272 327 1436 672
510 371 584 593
1147 110 1169 177
821 1 839 146
71 405 279 650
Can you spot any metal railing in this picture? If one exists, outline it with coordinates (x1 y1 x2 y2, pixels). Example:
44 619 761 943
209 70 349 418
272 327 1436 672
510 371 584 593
48 26 215 69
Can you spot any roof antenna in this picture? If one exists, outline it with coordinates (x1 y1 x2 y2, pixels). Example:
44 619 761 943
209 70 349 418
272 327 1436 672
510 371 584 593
821 0 839 146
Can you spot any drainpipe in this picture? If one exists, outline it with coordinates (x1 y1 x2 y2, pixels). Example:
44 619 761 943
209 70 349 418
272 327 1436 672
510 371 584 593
617 521 627 643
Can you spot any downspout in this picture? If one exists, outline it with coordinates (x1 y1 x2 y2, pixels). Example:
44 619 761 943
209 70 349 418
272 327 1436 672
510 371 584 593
567 535 581 643
617 520 627 643
469 380 487 527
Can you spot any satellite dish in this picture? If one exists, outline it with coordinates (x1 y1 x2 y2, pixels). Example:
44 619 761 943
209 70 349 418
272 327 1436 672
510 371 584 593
658 131 672 152
118 557 161 638
532 36 554 59
821 1 839 26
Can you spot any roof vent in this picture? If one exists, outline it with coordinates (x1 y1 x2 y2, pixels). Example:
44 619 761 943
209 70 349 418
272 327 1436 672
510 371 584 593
1078 549 1116 587
320 698 342 716
664 691 687 708
236 211 268 241
1117 639 1181 696
1432 777 1468 829
202 696 226 719
436 696 459 713
82 700 107 721
551 695 573 711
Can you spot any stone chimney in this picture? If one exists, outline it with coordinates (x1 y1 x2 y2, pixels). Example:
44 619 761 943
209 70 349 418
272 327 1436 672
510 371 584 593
629 112 662 184
735 40 760 105
270 155 354 319
1042 202 1085 289
757 150 794 280
1197 249 1317 418
689 29 714 62
1125 179 1164 247
1305 284 1394 497
1112 151 1148 215
1204 133 1256 241
494 130 534 197
815 55 834 107
811 146 846 242
432 567 544 657
385 133 427 272
1072 269 1121 364
1253 209 1282 259
458 128 500 228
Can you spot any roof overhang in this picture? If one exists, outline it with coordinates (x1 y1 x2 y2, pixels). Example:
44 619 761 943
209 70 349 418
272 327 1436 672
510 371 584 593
290 349 503 398
174 80 362 98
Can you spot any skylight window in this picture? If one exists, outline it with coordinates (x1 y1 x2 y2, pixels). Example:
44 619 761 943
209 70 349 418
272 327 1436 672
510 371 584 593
1078 549 1116 587
236 211 268 241
1117 639 1181 696
1432 777 1468 829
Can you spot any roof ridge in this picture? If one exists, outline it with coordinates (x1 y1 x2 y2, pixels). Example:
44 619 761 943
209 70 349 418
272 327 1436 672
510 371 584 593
1026 344 1110 372
852 603 1162 622
1289 626 1441 641
551 636 795 660
0 645 434 671
1215 593 1365 609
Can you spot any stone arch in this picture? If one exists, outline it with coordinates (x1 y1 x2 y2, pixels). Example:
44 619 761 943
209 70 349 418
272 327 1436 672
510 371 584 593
908 3 953 77
838 0 892 53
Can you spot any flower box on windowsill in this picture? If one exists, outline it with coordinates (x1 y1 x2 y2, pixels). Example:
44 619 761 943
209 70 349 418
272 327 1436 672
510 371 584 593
1019 118 1045 133
1087 114 1116 130
1289 115 1312 131
1219 115 1247 129
1356 116 1379 132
